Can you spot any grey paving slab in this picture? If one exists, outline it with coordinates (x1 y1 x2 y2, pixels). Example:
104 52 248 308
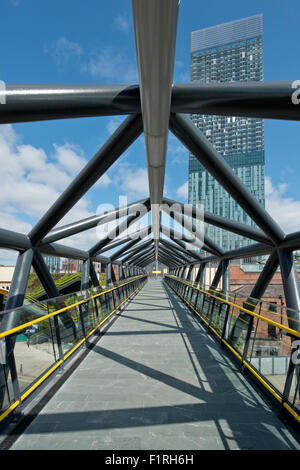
10 280 300 450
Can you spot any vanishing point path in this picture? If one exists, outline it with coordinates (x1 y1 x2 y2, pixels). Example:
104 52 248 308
10 280 300 450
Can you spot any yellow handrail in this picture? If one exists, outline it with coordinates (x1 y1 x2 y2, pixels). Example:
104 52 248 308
0 277 147 424
0 276 145 340
167 275 300 339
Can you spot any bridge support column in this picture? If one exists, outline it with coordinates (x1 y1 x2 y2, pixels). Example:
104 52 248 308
111 264 117 284
195 263 206 286
81 259 90 291
89 261 100 287
222 259 230 292
210 262 223 289
106 263 112 287
32 249 77 341
187 265 193 281
230 251 279 368
278 248 300 406
119 265 123 282
0 248 34 408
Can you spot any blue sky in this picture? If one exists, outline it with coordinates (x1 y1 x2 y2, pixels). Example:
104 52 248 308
0 0 300 263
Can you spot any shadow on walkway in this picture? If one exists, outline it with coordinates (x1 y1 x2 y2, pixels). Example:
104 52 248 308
8 280 300 450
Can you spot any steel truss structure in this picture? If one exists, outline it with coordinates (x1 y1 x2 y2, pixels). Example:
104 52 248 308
0 0 300 348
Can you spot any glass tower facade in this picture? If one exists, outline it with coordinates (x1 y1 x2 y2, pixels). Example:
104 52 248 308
189 15 265 252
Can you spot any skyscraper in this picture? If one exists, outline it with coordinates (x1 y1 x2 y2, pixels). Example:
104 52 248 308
189 15 265 252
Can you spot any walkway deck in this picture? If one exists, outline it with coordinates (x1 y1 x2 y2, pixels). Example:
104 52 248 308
10 280 300 450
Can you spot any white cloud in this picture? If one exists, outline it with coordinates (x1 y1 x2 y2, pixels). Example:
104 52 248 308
265 176 300 234
53 143 86 175
106 117 123 135
117 167 149 198
97 173 112 188
0 212 32 234
168 133 188 164
82 47 138 83
45 37 83 66
0 125 112 250
176 181 189 200
113 14 130 34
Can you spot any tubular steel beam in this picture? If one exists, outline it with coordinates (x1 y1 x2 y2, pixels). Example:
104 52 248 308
160 255 181 268
222 260 230 292
89 202 150 257
81 259 90 291
99 224 152 255
0 249 34 326
110 238 143 263
169 113 285 246
0 249 33 407
98 236 134 254
135 251 155 268
132 246 155 264
31 250 78 333
40 242 90 261
41 198 149 245
140 256 155 268
111 264 118 284
169 236 203 262
2 82 300 125
0 84 140 123
278 248 300 333
127 246 155 266
210 262 224 289
279 231 300 252
162 197 273 246
162 205 224 257
29 114 143 245
162 226 215 260
158 255 177 268
159 243 194 266
160 225 204 252
0 228 117 265
171 82 300 120
159 238 202 263
138 254 153 266
117 239 153 263
195 263 207 285
126 246 154 266
207 242 273 263
175 241 273 268
161 248 191 267
0 228 31 252
111 226 152 261
106 263 112 286
158 246 188 267
157 252 180 268
111 236 151 262
90 261 100 287
121 239 154 264
159 239 196 262
32 249 62 298
230 250 279 343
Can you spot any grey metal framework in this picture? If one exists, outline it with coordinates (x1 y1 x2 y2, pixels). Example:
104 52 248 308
0 1 300 379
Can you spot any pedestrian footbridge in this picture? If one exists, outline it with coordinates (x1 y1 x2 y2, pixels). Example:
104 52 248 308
1 0 300 451
0 277 299 450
